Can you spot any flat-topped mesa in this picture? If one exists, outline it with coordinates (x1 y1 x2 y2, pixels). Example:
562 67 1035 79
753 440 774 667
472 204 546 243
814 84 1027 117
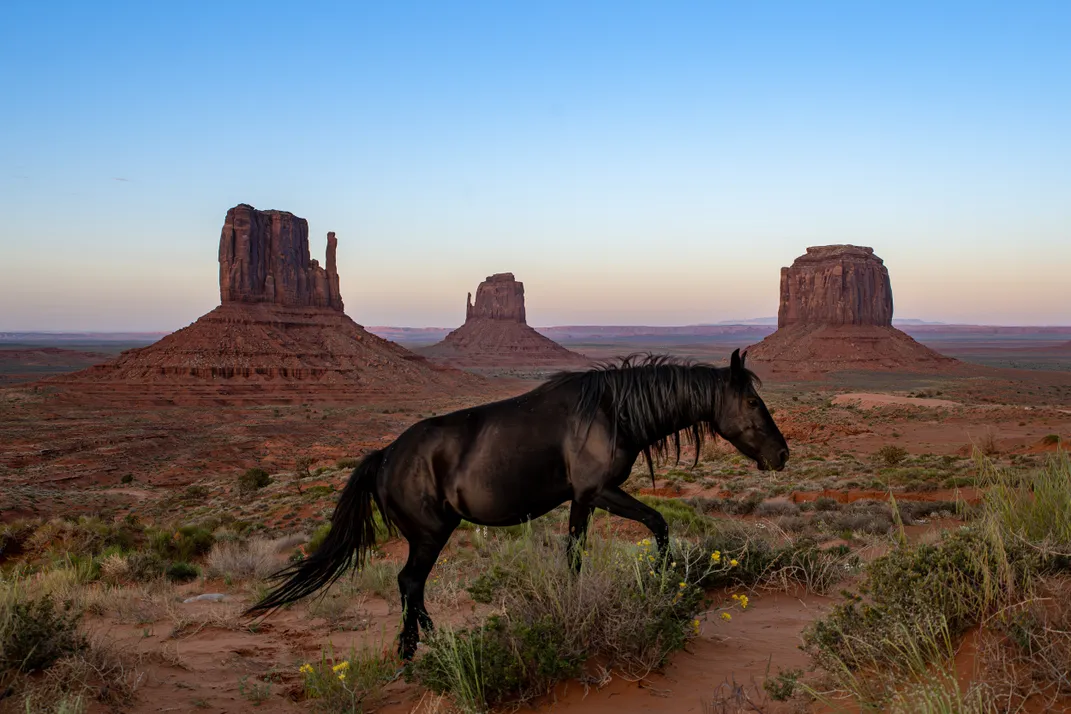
465 273 526 323
747 244 957 374
779 245 892 328
219 204 344 311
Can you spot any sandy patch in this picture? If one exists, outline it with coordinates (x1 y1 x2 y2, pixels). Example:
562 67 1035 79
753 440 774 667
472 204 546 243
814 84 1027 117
832 392 960 409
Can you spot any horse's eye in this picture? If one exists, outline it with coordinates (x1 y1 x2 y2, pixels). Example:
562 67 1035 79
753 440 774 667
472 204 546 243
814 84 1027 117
747 398 759 408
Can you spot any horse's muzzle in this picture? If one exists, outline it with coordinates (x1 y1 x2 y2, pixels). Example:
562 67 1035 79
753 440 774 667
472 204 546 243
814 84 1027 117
757 448 790 472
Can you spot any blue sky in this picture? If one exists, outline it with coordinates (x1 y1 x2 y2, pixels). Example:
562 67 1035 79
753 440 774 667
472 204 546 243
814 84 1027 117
2 1 1069 330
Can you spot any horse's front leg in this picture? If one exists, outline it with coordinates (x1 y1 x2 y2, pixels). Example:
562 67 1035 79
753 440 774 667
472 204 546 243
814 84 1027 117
590 486 670 561
566 500 594 574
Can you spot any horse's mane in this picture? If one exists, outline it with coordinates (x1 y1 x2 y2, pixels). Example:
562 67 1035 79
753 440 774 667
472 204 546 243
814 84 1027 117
539 353 761 484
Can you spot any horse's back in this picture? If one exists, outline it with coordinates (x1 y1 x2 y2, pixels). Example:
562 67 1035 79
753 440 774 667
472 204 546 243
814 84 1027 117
383 383 583 525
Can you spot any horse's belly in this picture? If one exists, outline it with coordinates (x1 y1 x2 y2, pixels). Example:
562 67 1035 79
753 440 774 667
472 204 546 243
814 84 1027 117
449 480 571 527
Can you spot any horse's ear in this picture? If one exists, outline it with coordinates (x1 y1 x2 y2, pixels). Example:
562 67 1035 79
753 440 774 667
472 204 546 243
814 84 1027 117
730 348 742 374
740 350 748 368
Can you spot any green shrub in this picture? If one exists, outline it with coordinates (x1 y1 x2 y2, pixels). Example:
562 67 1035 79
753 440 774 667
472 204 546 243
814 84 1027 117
803 526 1035 680
0 589 86 675
335 457 361 470
166 561 200 582
877 445 908 467
412 615 583 710
183 484 209 501
238 467 272 493
120 473 134 484
1041 434 1061 446
763 667 802 701
295 456 314 478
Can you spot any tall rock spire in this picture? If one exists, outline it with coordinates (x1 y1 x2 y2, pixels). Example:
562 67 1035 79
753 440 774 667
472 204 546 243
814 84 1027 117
218 204 343 311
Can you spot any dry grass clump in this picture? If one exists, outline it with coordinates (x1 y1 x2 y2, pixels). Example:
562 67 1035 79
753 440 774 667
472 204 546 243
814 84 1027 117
206 537 284 581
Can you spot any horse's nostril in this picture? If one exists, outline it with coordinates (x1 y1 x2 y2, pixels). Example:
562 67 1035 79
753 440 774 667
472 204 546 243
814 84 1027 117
778 449 790 465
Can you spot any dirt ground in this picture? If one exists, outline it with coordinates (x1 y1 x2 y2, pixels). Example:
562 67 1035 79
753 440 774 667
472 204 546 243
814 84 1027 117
2 349 1071 713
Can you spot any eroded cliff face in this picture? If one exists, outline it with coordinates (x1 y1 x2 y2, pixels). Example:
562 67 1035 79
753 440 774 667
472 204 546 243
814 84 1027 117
219 204 343 311
778 245 893 328
465 273 526 323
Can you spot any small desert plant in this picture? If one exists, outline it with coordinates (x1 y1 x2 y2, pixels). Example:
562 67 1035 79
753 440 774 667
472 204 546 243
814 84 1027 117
295 455 315 478
1042 434 1062 446
149 524 215 562
1 585 86 677
763 666 802 701
165 562 200 582
183 484 209 501
334 457 361 470
877 444 908 467
298 642 399 712
238 467 272 493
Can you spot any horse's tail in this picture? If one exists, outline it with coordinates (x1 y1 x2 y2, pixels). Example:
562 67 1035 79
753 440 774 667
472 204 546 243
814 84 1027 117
245 448 391 616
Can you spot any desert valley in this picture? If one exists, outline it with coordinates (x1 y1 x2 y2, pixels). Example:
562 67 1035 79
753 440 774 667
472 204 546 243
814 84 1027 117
2 203 1070 714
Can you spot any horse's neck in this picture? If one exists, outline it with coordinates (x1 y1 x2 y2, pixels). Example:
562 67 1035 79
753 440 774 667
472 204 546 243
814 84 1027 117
622 375 709 445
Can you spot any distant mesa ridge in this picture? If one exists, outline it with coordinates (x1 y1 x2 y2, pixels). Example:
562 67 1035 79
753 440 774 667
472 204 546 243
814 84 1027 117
747 245 958 373
45 203 475 402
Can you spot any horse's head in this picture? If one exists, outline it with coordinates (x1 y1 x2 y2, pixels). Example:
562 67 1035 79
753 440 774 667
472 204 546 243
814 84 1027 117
715 349 789 471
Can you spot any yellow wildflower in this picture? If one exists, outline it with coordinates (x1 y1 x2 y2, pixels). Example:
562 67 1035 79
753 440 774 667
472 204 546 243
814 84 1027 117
730 559 738 567
338 673 346 681
720 612 732 621
679 581 686 588
299 663 314 675
692 618 700 633
332 661 350 673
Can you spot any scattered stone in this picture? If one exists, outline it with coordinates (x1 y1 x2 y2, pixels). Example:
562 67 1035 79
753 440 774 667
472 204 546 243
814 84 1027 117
183 593 228 603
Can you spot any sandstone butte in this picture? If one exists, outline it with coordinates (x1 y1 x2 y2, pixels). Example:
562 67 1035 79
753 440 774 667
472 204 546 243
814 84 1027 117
421 273 589 368
46 204 477 404
746 245 958 374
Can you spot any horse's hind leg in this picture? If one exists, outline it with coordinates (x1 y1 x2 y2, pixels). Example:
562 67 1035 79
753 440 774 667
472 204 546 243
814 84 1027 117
566 501 594 574
397 526 454 661
591 486 670 556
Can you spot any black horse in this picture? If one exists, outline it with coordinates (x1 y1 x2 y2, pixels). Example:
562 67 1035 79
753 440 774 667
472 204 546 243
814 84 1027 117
246 350 788 660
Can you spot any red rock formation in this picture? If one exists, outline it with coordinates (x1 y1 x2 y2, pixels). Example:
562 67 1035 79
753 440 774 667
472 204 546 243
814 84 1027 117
748 245 957 374
219 204 343 311
466 273 526 322
48 204 477 403
778 246 893 328
422 273 588 369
